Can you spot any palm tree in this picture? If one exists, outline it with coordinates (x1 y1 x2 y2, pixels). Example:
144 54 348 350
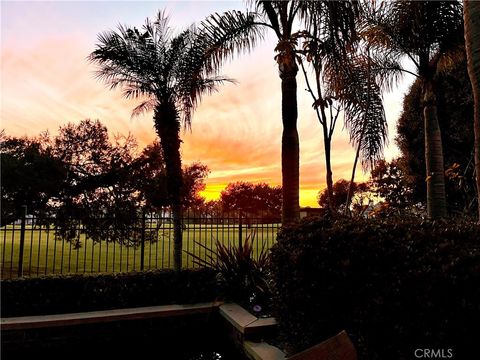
200 1 358 224
365 1 464 218
463 0 480 222
298 43 387 213
89 12 231 270
296 2 387 212
341 48 388 212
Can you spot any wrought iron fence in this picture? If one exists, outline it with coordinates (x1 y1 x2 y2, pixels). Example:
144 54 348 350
0 210 281 279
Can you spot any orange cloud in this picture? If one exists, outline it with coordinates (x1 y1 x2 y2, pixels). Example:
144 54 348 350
2 32 397 209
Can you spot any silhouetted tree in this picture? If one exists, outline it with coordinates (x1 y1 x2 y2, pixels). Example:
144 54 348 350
133 141 168 210
220 181 282 218
317 179 368 211
369 159 413 209
89 12 230 269
201 1 359 224
396 59 475 215
52 119 137 201
134 141 209 212
1 122 210 245
46 120 140 246
182 162 210 210
191 200 223 219
297 2 386 212
0 133 65 225
365 0 464 218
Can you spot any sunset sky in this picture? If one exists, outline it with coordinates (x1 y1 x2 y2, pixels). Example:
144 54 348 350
1 1 415 207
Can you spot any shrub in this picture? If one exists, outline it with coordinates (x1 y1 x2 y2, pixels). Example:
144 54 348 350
1 269 219 317
270 215 480 359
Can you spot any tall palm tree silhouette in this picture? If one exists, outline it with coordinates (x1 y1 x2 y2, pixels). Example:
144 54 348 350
89 12 231 270
364 0 464 218
201 1 359 224
296 1 387 211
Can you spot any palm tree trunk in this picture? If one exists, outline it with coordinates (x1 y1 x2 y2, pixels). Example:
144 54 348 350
298 58 334 211
464 0 480 222
323 133 334 211
154 102 184 270
279 56 300 225
345 138 362 214
318 105 334 211
423 81 447 218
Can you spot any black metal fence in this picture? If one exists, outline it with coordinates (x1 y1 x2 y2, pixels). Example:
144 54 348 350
0 211 281 279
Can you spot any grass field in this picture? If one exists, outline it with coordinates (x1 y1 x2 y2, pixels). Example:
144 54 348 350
0 222 280 279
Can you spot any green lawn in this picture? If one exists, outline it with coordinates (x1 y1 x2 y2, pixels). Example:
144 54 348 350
0 222 280 279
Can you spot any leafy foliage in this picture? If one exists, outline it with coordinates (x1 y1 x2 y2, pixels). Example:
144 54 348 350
89 11 232 128
396 57 475 215
364 0 465 218
270 215 480 358
1 269 219 317
200 1 360 223
220 181 282 218
317 179 368 211
365 1 464 78
0 133 65 225
369 159 414 209
1 122 209 245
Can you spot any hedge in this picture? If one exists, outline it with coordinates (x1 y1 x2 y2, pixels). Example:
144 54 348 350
270 215 480 359
1 269 219 317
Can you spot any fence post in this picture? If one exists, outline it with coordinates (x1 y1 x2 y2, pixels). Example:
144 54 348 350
140 210 146 271
238 211 243 251
17 205 27 278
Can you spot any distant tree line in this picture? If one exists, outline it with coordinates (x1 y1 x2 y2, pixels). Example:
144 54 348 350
1 120 208 226
1 120 283 227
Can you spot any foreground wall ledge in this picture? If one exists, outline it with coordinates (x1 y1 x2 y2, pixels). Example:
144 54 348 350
219 303 278 336
244 340 286 360
1 301 223 330
218 303 286 360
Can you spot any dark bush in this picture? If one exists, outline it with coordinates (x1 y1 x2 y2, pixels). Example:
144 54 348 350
270 215 480 359
1 269 219 317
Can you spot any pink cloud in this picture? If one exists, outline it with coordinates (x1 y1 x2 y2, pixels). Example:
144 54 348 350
1 30 387 208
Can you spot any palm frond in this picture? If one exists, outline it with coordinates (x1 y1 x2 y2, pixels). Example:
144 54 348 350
436 46 466 74
366 0 463 73
131 99 158 119
89 23 160 99
177 76 235 130
152 9 172 43
90 10 239 128
199 10 264 73
331 54 388 170
368 50 406 92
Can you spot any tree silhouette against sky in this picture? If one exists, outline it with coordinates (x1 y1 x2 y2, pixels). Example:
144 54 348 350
200 0 359 224
364 0 464 219
89 11 232 270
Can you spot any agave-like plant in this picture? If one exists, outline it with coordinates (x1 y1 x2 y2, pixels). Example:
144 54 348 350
186 231 271 312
